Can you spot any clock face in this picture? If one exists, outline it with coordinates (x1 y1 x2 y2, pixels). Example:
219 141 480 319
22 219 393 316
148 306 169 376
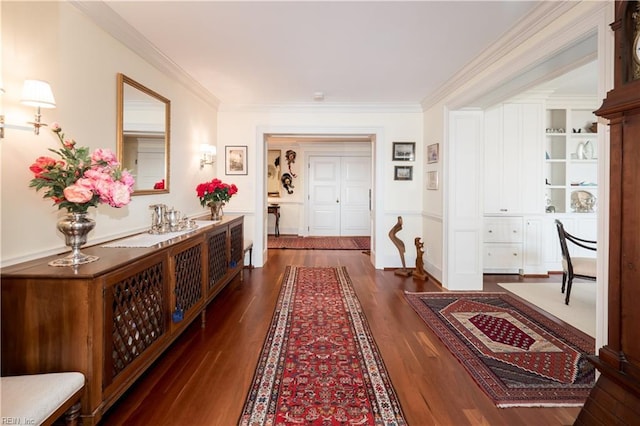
635 32 640 65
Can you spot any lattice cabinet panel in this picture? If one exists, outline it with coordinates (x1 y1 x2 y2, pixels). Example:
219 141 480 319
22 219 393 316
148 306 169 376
207 229 228 290
230 222 243 268
173 244 203 314
110 262 165 379
1 215 244 424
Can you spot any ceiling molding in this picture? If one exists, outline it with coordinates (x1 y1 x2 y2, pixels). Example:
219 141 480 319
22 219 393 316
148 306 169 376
421 1 578 111
217 102 423 114
71 1 220 109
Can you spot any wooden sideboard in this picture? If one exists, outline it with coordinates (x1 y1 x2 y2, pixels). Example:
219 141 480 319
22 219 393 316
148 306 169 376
1 215 244 425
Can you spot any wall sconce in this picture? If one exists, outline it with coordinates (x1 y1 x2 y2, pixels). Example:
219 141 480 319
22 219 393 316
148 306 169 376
21 79 56 135
200 144 217 169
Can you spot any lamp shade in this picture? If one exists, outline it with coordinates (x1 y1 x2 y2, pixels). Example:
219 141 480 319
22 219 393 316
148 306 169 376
21 80 56 108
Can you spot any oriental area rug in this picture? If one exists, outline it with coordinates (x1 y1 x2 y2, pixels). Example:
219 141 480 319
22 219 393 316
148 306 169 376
405 291 595 408
267 236 370 250
239 266 406 425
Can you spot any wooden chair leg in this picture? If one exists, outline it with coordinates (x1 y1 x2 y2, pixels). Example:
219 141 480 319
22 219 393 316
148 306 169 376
561 272 567 293
565 277 573 305
64 401 81 426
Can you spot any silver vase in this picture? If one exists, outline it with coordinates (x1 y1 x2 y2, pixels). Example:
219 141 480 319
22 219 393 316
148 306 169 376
49 212 99 267
208 201 224 221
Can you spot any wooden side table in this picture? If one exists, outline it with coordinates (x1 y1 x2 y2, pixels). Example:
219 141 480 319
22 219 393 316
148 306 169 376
268 204 280 237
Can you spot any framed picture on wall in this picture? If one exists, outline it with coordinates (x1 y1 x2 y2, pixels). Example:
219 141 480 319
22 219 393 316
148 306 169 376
394 165 413 181
392 142 415 161
225 146 248 175
427 143 439 163
427 171 439 190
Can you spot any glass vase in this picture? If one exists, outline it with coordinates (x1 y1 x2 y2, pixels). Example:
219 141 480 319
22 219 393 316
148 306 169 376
49 212 99 267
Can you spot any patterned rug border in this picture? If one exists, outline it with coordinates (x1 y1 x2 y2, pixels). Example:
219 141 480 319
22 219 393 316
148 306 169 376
239 266 406 425
405 291 595 408
267 236 371 250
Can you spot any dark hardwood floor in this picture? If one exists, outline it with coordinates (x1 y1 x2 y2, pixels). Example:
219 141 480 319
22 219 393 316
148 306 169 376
99 249 582 425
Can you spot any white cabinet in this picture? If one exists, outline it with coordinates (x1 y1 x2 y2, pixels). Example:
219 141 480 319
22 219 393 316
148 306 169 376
484 102 543 215
483 217 523 273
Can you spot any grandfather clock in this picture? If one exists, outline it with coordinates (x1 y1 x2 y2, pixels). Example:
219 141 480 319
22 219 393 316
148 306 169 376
576 1 640 424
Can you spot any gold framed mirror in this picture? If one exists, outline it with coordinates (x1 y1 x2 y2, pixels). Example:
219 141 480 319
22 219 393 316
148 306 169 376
117 73 170 195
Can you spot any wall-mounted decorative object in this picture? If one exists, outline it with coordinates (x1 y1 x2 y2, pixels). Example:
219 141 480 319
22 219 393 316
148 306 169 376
225 145 247 175
267 149 281 197
392 142 415 161
285 149 297 177
394 165 413 181
281 172 294 194
427 171 439 190
427 143 439 163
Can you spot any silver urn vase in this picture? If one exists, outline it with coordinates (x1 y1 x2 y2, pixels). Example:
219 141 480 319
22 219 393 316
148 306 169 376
49 212 99 267
208 201 224 221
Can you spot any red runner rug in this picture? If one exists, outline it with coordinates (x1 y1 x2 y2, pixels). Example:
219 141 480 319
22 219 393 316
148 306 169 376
405 291 595 407
239 266 406 425
267 236 370 250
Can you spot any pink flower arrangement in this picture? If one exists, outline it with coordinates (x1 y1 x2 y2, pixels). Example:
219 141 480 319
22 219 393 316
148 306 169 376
196 178 238 206
28 123 135 213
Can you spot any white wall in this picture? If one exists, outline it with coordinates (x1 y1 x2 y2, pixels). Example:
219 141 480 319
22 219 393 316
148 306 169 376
217 107 423 268
1 2 219 266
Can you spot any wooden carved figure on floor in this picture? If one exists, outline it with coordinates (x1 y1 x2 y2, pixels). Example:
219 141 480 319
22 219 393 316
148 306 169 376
388 216 411 277
413 237 427 281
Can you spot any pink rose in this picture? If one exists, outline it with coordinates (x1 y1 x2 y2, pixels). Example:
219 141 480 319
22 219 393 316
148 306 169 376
120 170 135 190
108 181 132 207
92 149 118 166
63 183 94 203
63 138 76 149
50 122 62 133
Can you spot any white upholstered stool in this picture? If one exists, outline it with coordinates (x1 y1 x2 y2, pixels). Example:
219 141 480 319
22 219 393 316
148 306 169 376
1 372 85 426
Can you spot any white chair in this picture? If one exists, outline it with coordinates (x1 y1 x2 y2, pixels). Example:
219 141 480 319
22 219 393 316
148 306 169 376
1 372 85 426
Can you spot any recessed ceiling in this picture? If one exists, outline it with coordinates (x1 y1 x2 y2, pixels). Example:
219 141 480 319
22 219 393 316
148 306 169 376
101 1 541 107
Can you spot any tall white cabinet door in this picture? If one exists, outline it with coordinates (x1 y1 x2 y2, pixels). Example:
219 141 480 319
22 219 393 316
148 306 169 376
340 157 371 236
484 106 504 214
520 103 543 214
501 104 524 214
309 157 341 235
483 102 543 215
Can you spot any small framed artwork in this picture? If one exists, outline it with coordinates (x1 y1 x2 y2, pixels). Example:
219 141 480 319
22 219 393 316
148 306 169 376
427 171 439 190
394 165 413 181
225 145 248 175
427 143 439 164
392 142 415 161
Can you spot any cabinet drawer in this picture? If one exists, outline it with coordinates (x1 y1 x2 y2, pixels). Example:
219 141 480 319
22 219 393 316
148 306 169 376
484 218 523 243
484 244 522 269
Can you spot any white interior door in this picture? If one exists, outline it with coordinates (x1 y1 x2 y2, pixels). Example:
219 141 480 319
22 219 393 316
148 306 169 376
340 157 371 236
308 156 371 236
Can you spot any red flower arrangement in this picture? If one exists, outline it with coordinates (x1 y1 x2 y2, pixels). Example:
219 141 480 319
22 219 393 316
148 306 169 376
196 178 238 207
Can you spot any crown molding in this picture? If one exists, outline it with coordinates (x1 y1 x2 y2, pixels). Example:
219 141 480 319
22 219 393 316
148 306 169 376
421 1 579 110
218 102 423 114
70 1 220 109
